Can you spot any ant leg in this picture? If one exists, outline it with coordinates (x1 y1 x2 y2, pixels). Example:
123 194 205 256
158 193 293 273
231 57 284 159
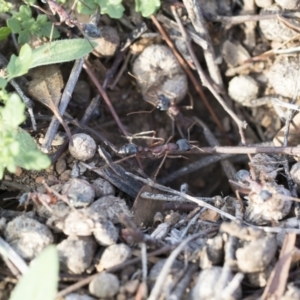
187 121 196 141
153 152 169 180
181 92 194 110
176 122 185 139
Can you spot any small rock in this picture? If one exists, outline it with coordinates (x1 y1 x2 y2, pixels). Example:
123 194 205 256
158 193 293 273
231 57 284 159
228 75 259 105
57 235 97 274
93 219 119 246
35 176 45 184
236 235 277 273
89 196 131 224
97 243 131 271
255 0 273 8
56 158 67 175
60 170 71 181
69 133 96 161
124 279 140 294
89 273 120 298
62 178 95 208
132 44 187 104
259 5 299 41
64 293 95 300
63 209 95 236
92 178 115 198
267 55 300 99
4 216 53 260
275 0 300 10
93 26 120 57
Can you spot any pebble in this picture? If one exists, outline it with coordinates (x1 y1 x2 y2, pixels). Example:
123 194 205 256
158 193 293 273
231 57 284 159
228 75 259 105
69 133 96 161
92 178 115 198
57 235 97 274
62 178 95 208
89 273 120 298
56 158 67 174
93 219 119 246
4 216 53 260
96 243 131 271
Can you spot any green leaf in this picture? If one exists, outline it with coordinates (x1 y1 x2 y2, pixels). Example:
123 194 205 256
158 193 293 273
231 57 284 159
1 93 25 128
0 77 7 89
14 128 51 170
0 0 13 13
135 0 161 17
40 23 60 39
18 30 31 44
7 44 32 80
31 39 96 68
97 0 125 18
36 14 48 24
77 0 96 14
0 27 11 41
25 0 37 5
9 246 58 300
7 18 22 33
18 5 32 20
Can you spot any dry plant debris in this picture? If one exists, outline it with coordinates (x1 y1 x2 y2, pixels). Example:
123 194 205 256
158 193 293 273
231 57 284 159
4 0 300 299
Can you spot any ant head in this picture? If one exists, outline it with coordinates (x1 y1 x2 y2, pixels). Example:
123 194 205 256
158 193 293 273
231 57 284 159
83 24 101 38
156 94 171 111
236 169 251 183
118 143 138 155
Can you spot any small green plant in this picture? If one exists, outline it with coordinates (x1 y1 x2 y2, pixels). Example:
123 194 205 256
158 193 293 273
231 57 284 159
6 4 59 44
77 0 161 18
0 44 51 179
9 246 59 300
2 0 161 43
0 0 13 13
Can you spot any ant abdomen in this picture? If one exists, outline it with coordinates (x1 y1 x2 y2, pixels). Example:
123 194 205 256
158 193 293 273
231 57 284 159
118 143 138 155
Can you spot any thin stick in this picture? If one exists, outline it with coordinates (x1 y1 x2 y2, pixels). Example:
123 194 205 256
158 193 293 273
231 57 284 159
83 61 129 136
148 229 218 300
205 11 300 26
180 0 223 88
156 14 208 50
170 7 248 146
41 57 84 152
0 237 28 275
185 146 300 155
150 15 230 145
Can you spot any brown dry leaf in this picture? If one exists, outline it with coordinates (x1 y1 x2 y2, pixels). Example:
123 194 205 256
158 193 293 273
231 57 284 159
27 65 73 143
199 209 220 222
262 233 296 299
132 185 165 227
